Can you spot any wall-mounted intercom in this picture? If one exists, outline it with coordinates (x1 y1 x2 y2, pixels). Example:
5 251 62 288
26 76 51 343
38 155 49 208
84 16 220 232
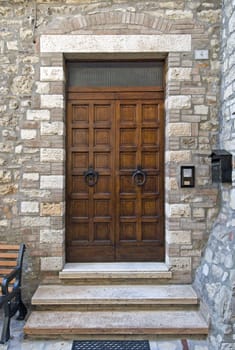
180 166 195 188
210 150 232 183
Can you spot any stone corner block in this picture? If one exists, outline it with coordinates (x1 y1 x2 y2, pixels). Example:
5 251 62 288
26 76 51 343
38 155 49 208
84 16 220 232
166 230 192 244
21 201 39 214
40 175 64 189
166 150 191 163
166 204 191 218
27 109 50 121
40 67 64 81
168 67 192 81
21 129 37 140
40 229 64 244
168 123 191 137
40 202 63 216
40 95 64 109
40 122 64 136
40 257 63 271
40 148 64 162
167 95 191 110
166 257 192 271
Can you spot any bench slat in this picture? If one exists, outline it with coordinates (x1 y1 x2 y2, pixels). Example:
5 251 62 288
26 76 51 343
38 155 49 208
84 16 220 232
0 269 14 276
0 244 20 250
0 261 17 267
0 253 18 259
0 243 27 343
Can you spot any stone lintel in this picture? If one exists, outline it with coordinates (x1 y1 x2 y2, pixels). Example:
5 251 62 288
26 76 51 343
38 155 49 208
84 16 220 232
40 34 191 53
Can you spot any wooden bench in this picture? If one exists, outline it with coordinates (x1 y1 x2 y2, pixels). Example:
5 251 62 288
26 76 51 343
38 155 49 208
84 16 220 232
0 243 27 343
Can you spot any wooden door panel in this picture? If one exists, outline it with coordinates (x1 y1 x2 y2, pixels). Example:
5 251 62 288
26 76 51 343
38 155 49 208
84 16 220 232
142 175 160 193
116 98 164 261
119 104 137 123
66 100 115 262
67 91 164 262
72 104 89 122
71 175 88 194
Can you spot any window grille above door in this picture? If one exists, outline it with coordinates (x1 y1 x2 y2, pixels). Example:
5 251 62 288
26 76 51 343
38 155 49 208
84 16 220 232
67 61 164 88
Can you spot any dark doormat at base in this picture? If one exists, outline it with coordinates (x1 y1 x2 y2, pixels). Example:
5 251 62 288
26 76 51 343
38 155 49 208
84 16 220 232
72 340 150 350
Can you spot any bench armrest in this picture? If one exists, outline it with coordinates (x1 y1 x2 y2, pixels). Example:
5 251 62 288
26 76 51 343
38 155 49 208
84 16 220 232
1 243 25 295
1 267 21 295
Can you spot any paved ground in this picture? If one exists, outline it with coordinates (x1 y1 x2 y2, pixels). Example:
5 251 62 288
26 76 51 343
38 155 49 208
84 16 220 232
0 316 209 350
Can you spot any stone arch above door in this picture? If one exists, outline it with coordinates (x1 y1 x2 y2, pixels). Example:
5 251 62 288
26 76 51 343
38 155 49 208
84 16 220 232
38 10 202 36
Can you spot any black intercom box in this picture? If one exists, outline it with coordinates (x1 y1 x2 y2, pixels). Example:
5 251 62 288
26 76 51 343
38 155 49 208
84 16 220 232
210 150 232 183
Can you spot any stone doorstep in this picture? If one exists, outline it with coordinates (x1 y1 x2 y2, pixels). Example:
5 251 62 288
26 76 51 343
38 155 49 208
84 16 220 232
31 284 198 306
59 262 172 280
24 310 208 336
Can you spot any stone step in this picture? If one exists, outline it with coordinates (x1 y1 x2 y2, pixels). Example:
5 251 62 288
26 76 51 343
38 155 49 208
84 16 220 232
32 284 198 307
24 310 208 337
59 262 172 282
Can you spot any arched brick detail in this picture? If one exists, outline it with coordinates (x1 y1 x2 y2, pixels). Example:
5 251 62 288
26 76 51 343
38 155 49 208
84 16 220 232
41 11 173 34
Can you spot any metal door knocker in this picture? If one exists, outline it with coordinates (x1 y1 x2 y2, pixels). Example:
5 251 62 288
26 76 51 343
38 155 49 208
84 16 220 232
84 167 99 187
132 166 147 186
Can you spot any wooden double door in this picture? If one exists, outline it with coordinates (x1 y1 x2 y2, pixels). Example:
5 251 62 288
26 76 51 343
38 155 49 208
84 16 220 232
66 88 165 262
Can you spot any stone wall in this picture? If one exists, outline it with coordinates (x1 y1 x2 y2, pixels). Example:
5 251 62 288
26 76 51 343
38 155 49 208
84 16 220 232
0 0 221 301
194 0 235 349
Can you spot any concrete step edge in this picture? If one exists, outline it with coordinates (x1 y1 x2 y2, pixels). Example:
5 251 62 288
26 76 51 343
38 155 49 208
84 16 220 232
32 284 199 306
24 310 208 336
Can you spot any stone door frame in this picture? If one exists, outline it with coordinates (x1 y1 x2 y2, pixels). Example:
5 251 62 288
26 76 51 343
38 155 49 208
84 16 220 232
35 33 193 282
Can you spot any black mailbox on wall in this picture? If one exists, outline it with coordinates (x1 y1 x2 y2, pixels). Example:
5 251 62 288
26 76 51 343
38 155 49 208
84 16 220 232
210 150 232 183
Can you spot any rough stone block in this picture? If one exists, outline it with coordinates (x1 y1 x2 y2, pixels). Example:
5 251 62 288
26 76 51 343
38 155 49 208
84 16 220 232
11 75 33 95
35 82 50 94
0 184 18 196
193 208 205 218
197 10 221 24
7 41 18 50
0 170 11 183
0 220 8 227
166 177 178 190
0 143 13 153
40 257 63 271
166 10 193 19
21 216 50 227
194 105 209 115
202 263 209 276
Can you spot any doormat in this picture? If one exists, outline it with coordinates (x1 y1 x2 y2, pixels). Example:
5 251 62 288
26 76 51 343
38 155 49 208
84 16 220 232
72 340 150 350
